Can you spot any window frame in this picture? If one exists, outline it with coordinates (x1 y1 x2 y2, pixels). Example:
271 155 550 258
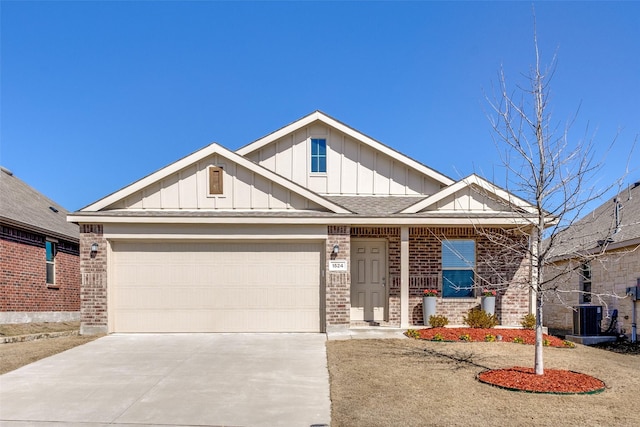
580 262 592 303
310 138 327 174
45 239 58 286
441 239 476 298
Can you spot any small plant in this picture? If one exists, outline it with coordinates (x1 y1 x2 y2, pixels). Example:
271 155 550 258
513 336 525 344
520 313 536 330
543 338 551 347
563 340 576 348
423 289 438 297
459 333 471 341
482 289 497 297
405 329 420 339
428 315 449 328
432 333 444 341
463 308 499 328
485 334 496 342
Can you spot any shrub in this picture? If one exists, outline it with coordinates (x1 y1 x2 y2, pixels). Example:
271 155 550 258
513 336 525 344
485 334 496 342
521 313 536 330
459 333 471 341
463 308 499 328
543 338 551 347
563 340 576 348
429 315 449 328
432 333 444 341
405 329 420 339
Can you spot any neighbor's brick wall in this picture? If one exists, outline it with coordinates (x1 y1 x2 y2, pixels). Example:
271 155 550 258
544 247 640 338
79 224 108 335
0 225 80 316
326 225 351 330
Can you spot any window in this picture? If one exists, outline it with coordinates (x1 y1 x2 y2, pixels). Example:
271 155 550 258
580 262 592 303
208 166 223 195
310 138 326 173
46 240 57 285
442 240 475 297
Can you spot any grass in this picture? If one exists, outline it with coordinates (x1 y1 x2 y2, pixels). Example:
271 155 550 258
326 338 639 427
3 323 638 426
0 322 101 375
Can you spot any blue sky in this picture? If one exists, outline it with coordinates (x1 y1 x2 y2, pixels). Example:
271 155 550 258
1 1 639 211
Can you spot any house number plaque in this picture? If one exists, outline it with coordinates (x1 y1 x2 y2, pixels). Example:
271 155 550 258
329 260 348 271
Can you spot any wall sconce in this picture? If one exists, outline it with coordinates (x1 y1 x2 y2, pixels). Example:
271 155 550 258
332 244 340 255
90 243 99 253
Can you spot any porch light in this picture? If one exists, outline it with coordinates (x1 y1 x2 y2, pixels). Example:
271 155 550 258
90 243 99 253
332 244 340 255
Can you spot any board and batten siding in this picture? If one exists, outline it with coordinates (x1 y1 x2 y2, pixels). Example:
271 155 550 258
423 187 512 212
106 154 324 211
245 123 442 196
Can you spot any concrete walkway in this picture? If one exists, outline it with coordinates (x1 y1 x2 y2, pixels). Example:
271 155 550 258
0 334 330 427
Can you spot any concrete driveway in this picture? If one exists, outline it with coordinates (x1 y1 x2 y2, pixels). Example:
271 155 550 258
0 333 331 426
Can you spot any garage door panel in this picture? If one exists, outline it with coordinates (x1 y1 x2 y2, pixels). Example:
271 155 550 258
111 241 321 332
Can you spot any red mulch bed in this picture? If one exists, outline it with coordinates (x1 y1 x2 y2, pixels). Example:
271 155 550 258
412 327 570 347
409 327 608 393
478 367 606 394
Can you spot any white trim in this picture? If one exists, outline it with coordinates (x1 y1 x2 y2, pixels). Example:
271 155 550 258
69 214 536 226
400 226 409 328
79 143 350 214
400 174 538 214
236 111 455 187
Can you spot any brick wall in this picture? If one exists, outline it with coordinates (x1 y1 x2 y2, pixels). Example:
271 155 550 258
544 247 640 338
79 224 108 334
325 226 351 331
343 226 530 327
0 225 80 321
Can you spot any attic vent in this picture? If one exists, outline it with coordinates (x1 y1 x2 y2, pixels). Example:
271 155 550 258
49 206 59 213
208 166 224 195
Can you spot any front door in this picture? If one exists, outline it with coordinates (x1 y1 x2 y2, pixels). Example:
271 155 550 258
350 240 387 322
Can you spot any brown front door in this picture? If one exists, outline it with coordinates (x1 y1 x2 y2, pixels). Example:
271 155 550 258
350 240 387 322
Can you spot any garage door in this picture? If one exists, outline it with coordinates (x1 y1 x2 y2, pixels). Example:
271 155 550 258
111 241 322 332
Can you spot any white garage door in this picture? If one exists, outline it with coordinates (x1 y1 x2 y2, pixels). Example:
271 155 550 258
111 241 322 333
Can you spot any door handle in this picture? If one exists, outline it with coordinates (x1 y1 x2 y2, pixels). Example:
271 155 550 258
382 277 386 287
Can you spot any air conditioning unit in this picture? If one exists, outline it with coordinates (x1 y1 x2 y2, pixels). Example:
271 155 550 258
573 305 602 336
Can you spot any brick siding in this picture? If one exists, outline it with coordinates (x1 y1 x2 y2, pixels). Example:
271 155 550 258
79 224 108 334
325 226 351 330
544 247 640 338
0 225 80 316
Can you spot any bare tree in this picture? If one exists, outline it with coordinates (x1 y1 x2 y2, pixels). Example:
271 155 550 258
484 27 624 375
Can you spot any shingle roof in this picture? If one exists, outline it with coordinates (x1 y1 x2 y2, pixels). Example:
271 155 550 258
323 196 427 215
0 167 79 242
550 181 640 257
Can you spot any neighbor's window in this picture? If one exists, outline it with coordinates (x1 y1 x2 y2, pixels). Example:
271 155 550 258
208 166 223 195
580 262 592 303
310 138 327 173
46 240 57 285
442 239 475 297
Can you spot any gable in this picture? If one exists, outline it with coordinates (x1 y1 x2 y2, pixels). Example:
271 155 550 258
401 174 538 216
237 111 453 196
81 143 349 214
106 154 325 211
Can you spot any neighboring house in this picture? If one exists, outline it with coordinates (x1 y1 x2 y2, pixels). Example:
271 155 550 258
543 182 640 338
68 111 539 335
0 166 80 323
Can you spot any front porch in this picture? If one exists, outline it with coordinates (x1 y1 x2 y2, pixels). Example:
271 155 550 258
325 225 532 332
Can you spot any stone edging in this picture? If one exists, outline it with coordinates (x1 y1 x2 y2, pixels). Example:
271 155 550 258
0 330 80 344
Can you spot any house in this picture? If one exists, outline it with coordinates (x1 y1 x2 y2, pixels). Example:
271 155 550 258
0 166 80 323
68 111 539 335
543 182 640 338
